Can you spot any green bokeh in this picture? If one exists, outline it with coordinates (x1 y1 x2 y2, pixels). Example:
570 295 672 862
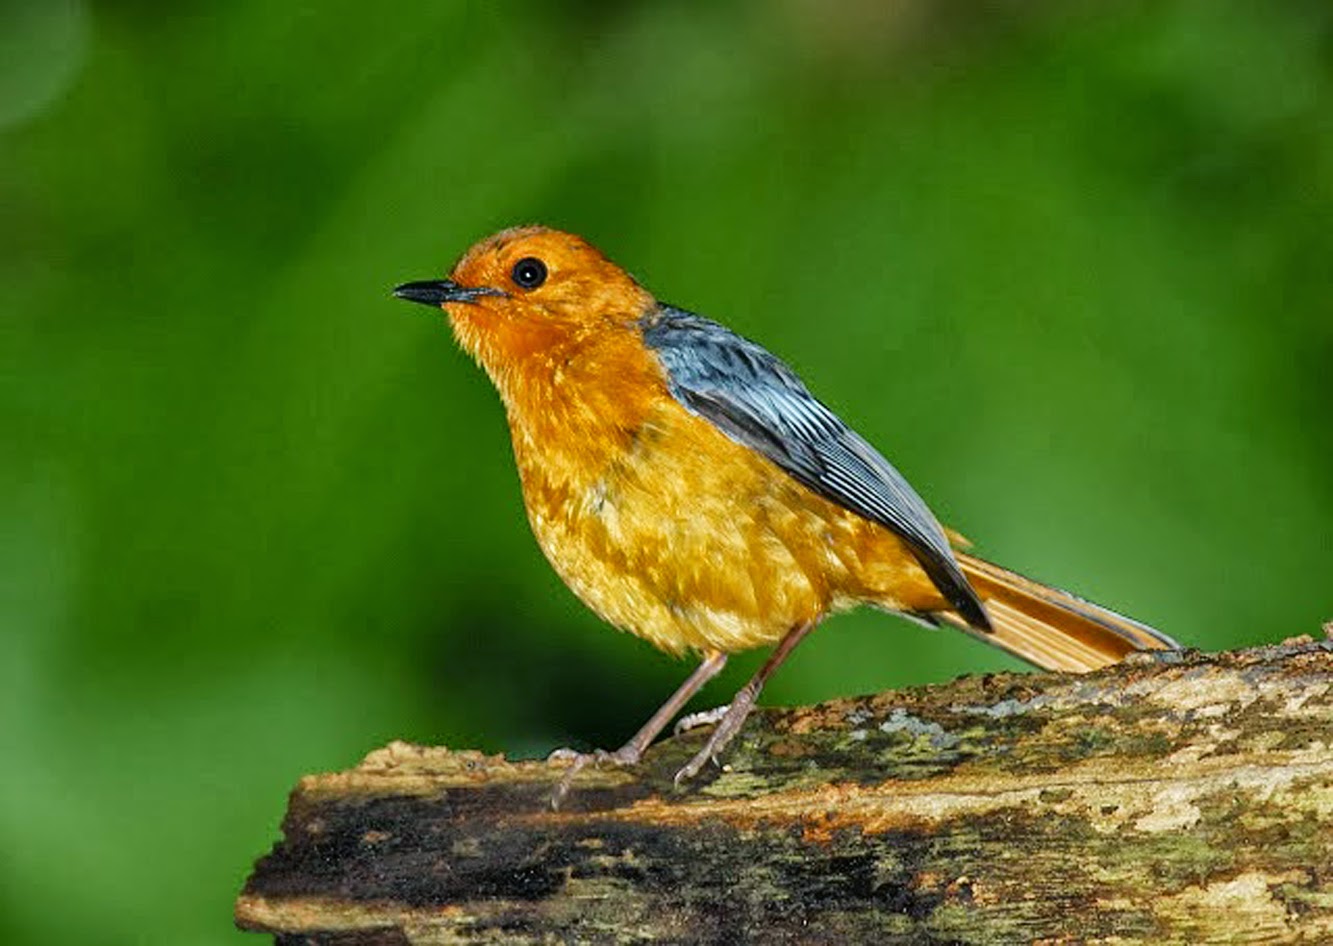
3 2 1331 942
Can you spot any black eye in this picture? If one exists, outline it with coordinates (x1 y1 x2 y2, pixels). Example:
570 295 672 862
511 257 547 290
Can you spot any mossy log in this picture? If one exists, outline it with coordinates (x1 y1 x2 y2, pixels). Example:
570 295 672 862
237 638 1333 945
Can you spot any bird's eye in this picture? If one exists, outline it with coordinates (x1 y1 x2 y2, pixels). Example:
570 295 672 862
511 257 547 290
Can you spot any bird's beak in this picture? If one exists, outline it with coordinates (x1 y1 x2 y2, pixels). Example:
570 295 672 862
392 279 504 307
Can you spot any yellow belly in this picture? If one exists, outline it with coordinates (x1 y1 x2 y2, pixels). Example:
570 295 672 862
512 399 944 656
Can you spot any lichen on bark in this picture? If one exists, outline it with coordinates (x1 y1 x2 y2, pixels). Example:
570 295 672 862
238 639 1333 945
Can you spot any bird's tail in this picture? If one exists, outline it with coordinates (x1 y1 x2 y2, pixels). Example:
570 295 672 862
938 552 1179 673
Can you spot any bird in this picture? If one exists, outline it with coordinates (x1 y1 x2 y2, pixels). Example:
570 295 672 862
394 225 1179 799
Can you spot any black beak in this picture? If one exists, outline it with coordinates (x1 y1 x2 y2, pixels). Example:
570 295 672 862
392 279 504 307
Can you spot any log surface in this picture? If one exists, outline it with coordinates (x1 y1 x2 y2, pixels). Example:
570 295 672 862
237 639 1333 945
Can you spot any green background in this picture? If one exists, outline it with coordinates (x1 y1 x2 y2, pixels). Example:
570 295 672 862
4 2 1331 942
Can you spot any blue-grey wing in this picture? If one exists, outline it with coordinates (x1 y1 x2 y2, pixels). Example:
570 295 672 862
640 304 989 631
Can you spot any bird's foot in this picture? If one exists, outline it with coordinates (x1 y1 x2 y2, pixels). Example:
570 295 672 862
673 690 757 788
547 744 642 809
673 704 731 735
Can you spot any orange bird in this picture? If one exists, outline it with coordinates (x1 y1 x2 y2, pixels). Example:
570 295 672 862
395 225 1178 793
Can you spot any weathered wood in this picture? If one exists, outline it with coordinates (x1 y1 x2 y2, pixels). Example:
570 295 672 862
237 639 1333 944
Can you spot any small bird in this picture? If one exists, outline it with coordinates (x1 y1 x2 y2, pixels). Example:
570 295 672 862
395 225 1178 795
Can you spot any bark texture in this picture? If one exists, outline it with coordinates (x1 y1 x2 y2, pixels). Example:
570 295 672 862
237 639 1333 945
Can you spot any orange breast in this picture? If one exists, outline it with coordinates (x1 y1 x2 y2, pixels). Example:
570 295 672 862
503 335 947 655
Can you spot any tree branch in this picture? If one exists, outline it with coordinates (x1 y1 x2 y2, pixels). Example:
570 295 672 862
236 638 1333 944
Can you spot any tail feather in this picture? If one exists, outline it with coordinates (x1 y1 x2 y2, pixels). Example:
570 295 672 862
940 552 1179 673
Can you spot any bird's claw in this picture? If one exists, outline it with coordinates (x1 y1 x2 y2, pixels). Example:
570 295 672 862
672 692 757 789
671 705 731 785
548 745 643 809
672 750 720 789
673 704 731 735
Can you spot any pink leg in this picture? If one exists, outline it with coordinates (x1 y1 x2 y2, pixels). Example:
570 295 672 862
551 650 727 807
674 620 818 786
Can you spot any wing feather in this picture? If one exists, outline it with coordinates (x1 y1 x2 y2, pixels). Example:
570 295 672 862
641 305 989 630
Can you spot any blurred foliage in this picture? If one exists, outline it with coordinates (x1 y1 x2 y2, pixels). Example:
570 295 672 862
3 1 1332 943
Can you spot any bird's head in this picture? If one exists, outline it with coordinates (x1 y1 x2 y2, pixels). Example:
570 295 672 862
395 226 655 374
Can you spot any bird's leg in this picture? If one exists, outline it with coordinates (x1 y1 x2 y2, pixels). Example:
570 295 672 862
550 650 727 807
674 620 819 787
607 649 730 763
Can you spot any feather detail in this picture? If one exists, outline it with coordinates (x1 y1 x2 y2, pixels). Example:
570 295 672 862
934 553 1179 672
641 304 988 631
